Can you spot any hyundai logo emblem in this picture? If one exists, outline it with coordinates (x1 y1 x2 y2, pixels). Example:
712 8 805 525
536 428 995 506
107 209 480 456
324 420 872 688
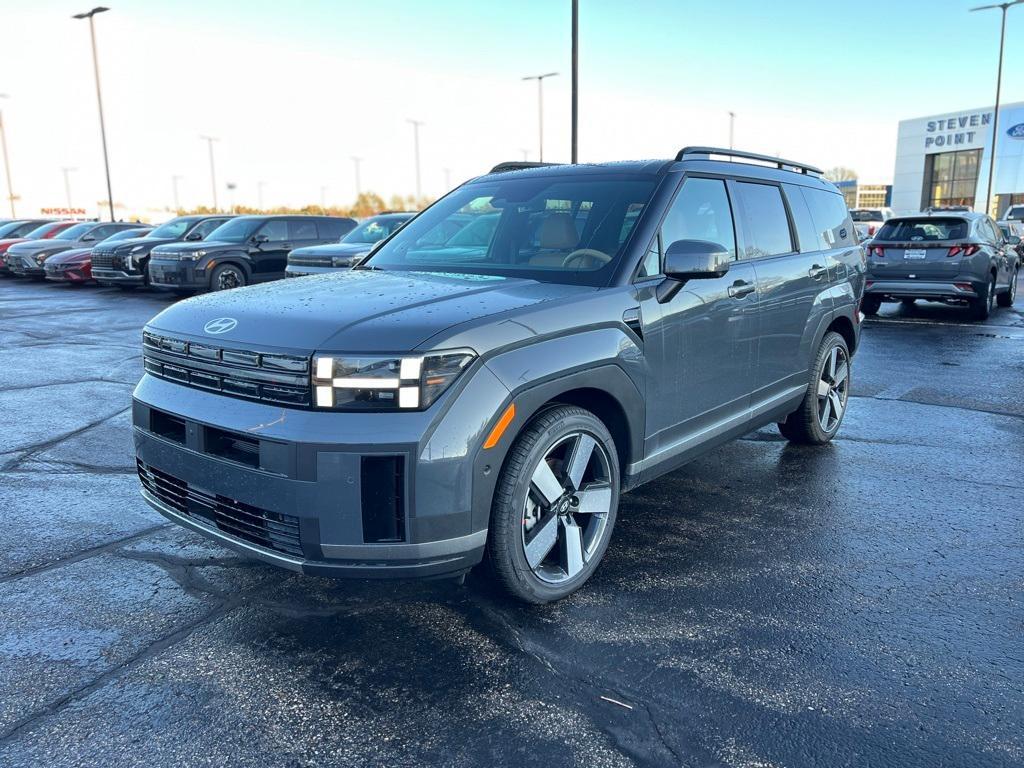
203 317 238 335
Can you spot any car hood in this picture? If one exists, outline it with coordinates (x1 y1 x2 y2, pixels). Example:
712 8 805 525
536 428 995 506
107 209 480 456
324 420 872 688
146 269 594 353
7 238 76 256
99 235 175 253
152 239 239 256
47 247 92 264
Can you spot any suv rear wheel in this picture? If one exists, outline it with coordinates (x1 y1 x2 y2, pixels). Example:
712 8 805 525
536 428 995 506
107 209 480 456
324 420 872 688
861 296 881 316
997 266 1018 308
970 274 996 321
778 331 851 445
211 264 246 292
486 405 619 604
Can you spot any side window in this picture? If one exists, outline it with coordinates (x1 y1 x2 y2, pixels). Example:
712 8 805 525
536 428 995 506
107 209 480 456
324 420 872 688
289 219 318 240
90 225 118 240
637 177 737 278
984 219 1000 244
317 219 349 239
191 219 224 240
258 220 289 242
801 188 854 250
734 182 794 258
783 184 821 252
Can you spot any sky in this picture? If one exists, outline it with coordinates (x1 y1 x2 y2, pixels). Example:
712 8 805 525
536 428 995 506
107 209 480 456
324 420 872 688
1 0 1022 220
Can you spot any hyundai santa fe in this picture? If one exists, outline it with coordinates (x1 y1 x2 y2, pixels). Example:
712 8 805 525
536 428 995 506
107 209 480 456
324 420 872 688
133 147 865 603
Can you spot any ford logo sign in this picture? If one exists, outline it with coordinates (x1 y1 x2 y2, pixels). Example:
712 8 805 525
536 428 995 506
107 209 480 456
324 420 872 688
1008 123 1024 140
204 317 238 334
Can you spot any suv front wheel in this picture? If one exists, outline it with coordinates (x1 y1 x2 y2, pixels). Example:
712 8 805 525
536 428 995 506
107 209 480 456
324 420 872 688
211 263 247 292
778 331 851 445
486 405 619 604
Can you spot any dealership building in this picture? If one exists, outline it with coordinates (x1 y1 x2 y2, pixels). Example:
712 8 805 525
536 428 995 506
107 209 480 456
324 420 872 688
891 101 1024 218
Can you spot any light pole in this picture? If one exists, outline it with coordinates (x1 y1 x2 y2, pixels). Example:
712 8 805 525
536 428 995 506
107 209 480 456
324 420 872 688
571 0 579 163
407 119 424 199
73 7 115 221
971 0 1023 216
171 174 182 212
522 72 558 162
728 111 736 149
257 180 265 210
199 135 219 211
226 182 237 213
61 167 77 209
351 156 362 198
0 94 15 217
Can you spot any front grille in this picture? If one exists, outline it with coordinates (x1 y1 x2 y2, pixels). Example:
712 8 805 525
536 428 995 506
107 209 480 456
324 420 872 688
91 249 117 269
288 256 331 267
138 459 303 557
143 331 311 407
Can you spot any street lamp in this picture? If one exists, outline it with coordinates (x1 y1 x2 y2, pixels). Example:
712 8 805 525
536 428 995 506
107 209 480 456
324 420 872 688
226 182 237 213
571 0 579 163
61 167 78 209
351 156 362 198
72 7 115 221
0 94 15 217
728 111 736 150
199 135 219 211
522 72 558 162
970 0 1024 216
407 119 424 199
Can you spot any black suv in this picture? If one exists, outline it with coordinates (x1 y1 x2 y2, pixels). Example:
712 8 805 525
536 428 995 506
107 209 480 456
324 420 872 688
92 214 234 288
148 215 352 292
134 148 865 603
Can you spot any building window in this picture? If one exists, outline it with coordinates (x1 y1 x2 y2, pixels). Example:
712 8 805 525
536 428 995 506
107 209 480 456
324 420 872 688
922 149 982 210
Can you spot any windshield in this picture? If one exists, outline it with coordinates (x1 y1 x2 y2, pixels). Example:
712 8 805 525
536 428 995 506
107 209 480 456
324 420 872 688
364 175 657 286
53 223 94 240
875 217 968 242
850 210 883 222
1007 206 1024 221
23 222 63 239
342 217 409 244
147 218 193 239
0 221 29 238
203 218 260 243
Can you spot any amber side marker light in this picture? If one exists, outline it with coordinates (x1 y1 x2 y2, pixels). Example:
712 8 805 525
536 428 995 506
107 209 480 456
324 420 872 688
484 404 516 449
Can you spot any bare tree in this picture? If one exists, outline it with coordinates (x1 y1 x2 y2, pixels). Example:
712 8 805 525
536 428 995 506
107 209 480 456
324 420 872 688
824 167 858 183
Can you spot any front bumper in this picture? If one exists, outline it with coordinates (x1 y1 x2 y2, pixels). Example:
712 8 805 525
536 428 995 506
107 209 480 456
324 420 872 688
8 256 45 277
93 267 145 285
864 278 983 301
149 259 206 290
44 264 91 283
132 372 506 579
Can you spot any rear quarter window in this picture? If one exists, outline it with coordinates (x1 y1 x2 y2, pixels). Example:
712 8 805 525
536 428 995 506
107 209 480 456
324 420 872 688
288 220 318 240
801 188 854 249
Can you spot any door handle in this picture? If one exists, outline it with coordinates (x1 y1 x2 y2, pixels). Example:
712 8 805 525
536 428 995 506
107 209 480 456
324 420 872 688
728 280 756 299
809 264 828 280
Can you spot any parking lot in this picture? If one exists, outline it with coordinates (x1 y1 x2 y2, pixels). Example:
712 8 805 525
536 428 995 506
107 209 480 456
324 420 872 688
0 276 1022 767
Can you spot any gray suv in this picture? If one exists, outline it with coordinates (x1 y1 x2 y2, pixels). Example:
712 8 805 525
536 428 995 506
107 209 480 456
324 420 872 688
862 211 1019 320
133 147 865 603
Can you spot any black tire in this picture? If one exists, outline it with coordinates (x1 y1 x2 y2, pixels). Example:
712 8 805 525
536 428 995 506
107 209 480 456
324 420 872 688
900 298 916 308
210 263 246 292
778 331 851 446
861 296 881 316
486 405 619 604
996 267 1017 308
970 274 995 321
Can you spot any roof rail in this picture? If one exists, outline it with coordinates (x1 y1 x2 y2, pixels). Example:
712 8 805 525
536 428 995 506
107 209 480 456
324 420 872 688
676 146 823 176
489 161 560 174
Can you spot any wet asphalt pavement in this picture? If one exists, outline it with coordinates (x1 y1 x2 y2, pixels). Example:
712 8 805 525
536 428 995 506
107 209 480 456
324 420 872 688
0 276 1022 768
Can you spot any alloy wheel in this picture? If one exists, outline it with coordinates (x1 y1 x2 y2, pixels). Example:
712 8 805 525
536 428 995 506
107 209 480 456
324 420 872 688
816 345 849 433
521 432 613 584
217 267 242 290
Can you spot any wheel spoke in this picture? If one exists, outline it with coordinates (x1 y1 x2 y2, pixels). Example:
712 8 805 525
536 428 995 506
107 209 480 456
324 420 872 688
565 434 596 491
561 517 585 576
826 347 839 380
834 360 849 385
531 460 564 507
817 378 831 399
829 391 844 421
820 396 832 427
524 512 559 569
576 483 612 516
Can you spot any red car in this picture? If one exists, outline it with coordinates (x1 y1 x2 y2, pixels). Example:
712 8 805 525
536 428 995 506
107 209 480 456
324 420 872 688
44 226 153 284
0 220 76 275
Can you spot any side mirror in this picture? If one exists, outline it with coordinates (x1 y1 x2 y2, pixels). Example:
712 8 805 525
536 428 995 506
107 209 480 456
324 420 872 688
185 231 203 241
81 235 96 243
253 233 269 245
656 239 731 303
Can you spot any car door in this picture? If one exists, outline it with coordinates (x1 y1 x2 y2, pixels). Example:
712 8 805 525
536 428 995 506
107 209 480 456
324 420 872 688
637 175 760 455
251 218 291 279
731 179 831 403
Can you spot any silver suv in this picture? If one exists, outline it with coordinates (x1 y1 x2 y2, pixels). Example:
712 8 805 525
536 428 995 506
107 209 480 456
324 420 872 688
862 211 1019 320
133 147 865 603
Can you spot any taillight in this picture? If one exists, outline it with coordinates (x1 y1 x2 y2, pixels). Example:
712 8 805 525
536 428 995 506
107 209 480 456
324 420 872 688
868 224 877 236
868 245 885 258
947 245 980 257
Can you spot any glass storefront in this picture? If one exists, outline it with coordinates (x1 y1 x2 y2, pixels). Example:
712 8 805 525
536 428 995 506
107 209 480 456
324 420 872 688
922 149 982 209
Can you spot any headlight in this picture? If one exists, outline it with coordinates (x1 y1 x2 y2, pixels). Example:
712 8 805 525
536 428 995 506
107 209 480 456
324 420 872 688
331 256 351 268
173 250 206 261
34 253 48 264
312 350 475 410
